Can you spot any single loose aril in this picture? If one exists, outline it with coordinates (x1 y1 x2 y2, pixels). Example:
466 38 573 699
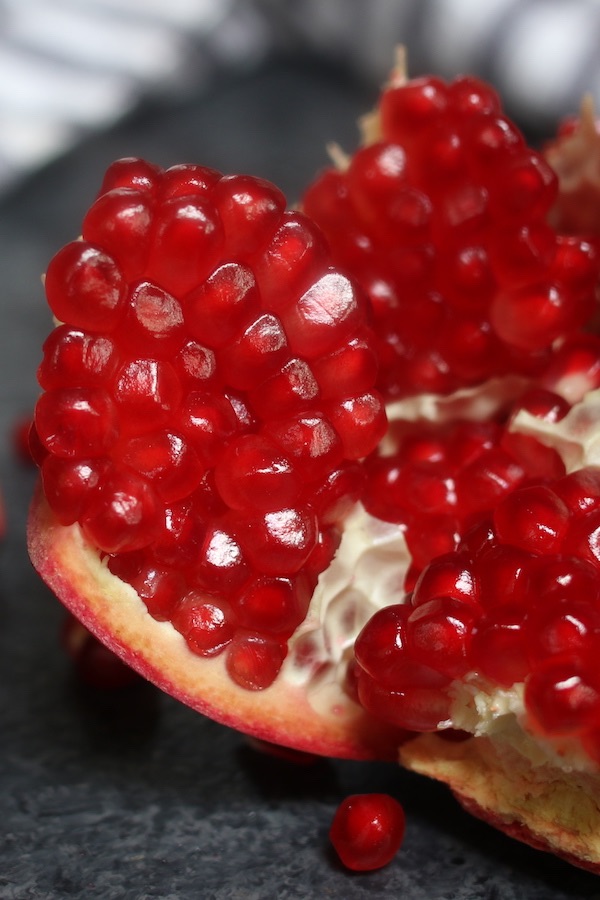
33 158 386 693
329 793 406 871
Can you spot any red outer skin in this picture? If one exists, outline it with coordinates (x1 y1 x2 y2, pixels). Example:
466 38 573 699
28 485 404 761
399 732 600 873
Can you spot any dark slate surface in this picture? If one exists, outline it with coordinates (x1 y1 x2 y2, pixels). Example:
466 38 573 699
1 55 600 899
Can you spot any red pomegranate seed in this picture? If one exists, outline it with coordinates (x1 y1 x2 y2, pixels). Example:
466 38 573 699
493 484 570 555
405 597 477 679
35 387 118 458
45 242 127 332
470 605 530 687
525 656 600 737
225 632 288 690
329 793 406 872
172 593 235 657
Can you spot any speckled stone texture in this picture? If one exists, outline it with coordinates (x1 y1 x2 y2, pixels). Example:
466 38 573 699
2 56 600 900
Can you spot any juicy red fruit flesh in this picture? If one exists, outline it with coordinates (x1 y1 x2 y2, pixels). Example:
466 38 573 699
329 793 406 871
355 465 600 744
34 157 387 692
303 74 600 400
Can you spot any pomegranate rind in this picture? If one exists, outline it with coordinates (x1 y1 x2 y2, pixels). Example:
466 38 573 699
28 485 401 760
399 733 600 873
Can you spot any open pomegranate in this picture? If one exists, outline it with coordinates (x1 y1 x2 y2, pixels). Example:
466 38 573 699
27 51 600 872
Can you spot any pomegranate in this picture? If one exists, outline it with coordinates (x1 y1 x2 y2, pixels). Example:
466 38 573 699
28 156 402 761
26 52 600 873
329 793 406 871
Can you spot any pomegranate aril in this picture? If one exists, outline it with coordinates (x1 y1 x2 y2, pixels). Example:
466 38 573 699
35 387 118 458
470 605 530 687
411 551 479 609
172 592 235 656
213 434 300 513
122 281 184 357
493 484 570 555
127 564 185 621
313 462 365 525
564 509 600 567
179 391 238 468
326 391 387 460
254 212 329 306
113 358 182 432
448 75 501 116
311 332 379 400
475 543 536 609
525 656 600 737
467 116 524 175
82 188 153 282
526 597 600 665
454 447 526 517
554 469 600 516
225 632 287 690
174 341 217 387
216 312 288 390
38 327 119 391
272 413 344 484
249 358 320 418
185 262 258 349
406 597 477 679
120 430 203 503
357 670 452 732
45 241 126 333
489 222 556 287
539 333 600 403
159 163 220 200
404 513 460 572
282 271 363 359
212 173 285 259
145 196 223 295
329 793 406 872
511 387 571 423
97 156 160 195
80 468 161 554
491 282 593 352
41 456 108 525
233 575 310 637
379 76 448 141
194 519 249 594
239 507 318 576
347 142 410 231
